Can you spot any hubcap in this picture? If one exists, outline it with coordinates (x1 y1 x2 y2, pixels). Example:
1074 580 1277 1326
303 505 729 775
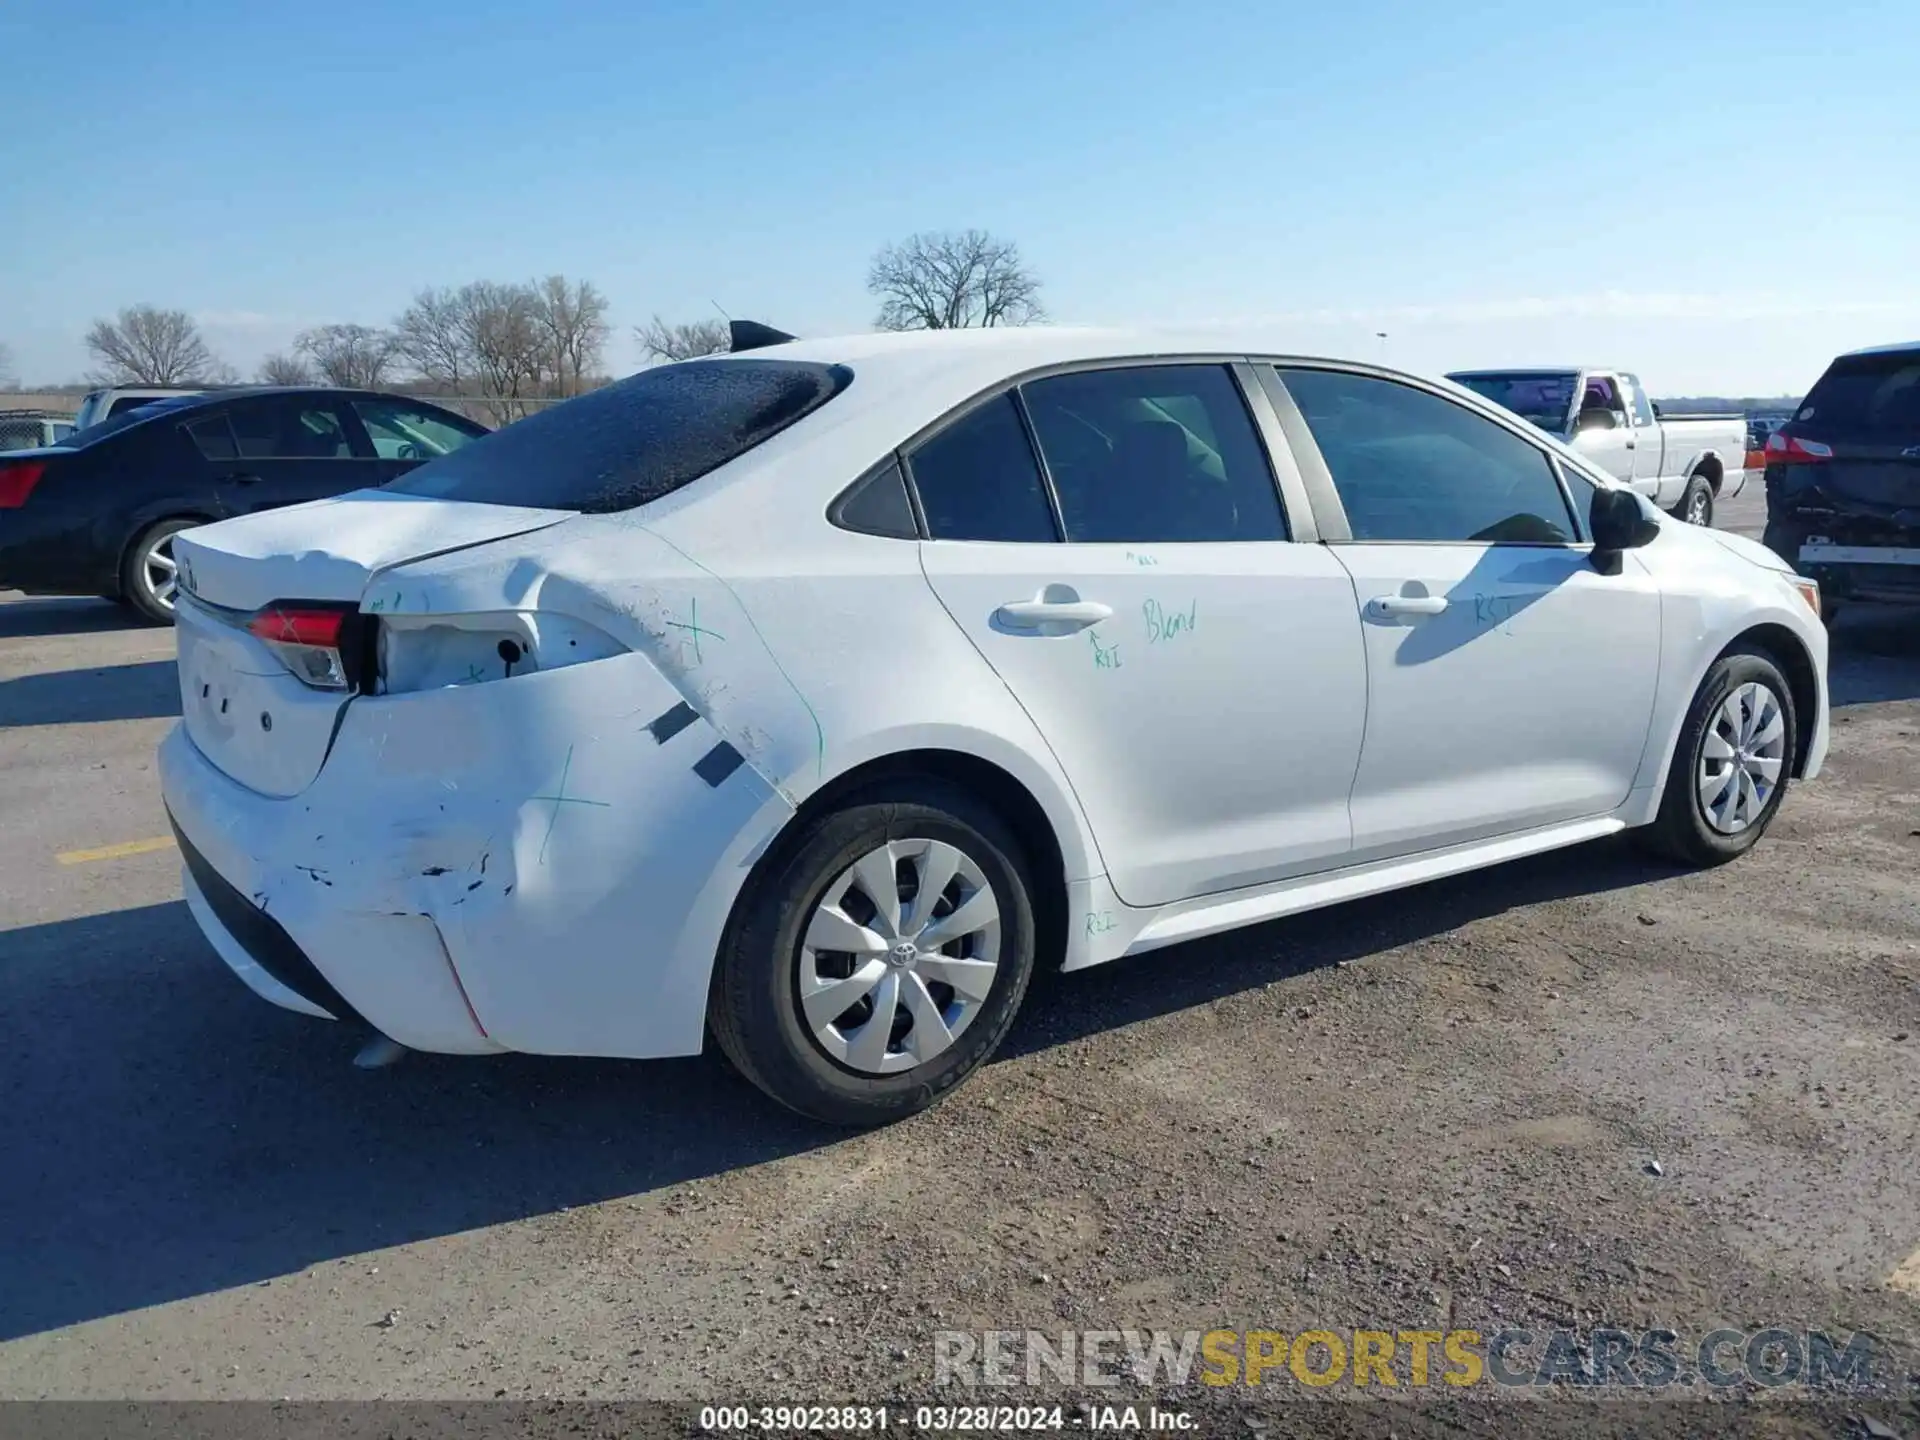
1698 682 1786 834
798 838 1001 1075
1688 490 1710 525
144 534 178 611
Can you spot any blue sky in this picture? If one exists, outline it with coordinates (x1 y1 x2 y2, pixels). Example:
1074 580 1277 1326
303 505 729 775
2 0 1914 393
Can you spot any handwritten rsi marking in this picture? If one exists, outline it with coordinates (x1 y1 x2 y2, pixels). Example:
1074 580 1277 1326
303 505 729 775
1084 911 1119 938
1472 593 1522 635
1124 551 1159 567
664 596 725 665
1089 628 1122 670
1143 597 1197 643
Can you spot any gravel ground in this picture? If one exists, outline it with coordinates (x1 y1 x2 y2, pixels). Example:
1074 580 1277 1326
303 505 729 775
3 486 1918 1435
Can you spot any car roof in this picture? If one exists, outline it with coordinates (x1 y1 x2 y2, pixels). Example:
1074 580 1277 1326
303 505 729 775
1445 366 1619 376
1839 339 1920 359
691 325 1393 433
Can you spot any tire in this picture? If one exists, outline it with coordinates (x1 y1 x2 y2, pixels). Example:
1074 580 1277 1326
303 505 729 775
708 780 1038 1127
120 517 200 624
1636 647 1797 867
1671 472 1714 527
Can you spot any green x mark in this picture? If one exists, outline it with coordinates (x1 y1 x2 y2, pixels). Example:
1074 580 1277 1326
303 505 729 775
530 745 610 864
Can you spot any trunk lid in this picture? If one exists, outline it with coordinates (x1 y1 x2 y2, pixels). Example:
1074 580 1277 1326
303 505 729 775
171 490 575 797
170 488 575 612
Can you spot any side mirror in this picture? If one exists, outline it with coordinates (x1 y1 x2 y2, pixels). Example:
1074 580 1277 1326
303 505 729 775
1589 487 1660 568
1575 405 1620 434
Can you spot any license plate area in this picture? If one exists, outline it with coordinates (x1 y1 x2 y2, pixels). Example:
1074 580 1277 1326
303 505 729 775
176 604 351 798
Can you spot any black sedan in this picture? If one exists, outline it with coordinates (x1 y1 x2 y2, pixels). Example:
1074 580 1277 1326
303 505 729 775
0 387 489 621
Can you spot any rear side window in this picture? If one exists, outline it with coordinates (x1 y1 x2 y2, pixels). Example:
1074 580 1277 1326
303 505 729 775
1279 368 1576 544
907 395 1058 542
387 360 852 513
1021 364 1287 542
1795 351 1920 440
229 399 354 459
184 414 238 461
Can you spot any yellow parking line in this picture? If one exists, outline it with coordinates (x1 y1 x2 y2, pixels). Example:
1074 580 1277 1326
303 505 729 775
56 835 177 866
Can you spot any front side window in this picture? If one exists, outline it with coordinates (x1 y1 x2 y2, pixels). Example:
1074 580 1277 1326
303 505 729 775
1278 368 1576 544
1020 364 1287 543
907 395 1057 543
387 359 851 512
351 399 482 460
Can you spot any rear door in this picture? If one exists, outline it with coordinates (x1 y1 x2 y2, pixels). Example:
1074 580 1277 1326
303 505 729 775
1622 373 1667 492
1269 365 1661 862
913 361 1368 908
211 395 371 512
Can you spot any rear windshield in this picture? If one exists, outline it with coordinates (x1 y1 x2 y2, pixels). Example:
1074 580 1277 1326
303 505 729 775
1448 372 1578 432
386 359 854 513
66 395 208 445
1794 350 1920 441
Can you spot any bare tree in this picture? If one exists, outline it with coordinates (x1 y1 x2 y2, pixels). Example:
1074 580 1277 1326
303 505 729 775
257 352 315 385
294 323 396 388
533 276 611 396
393 287 470 391
636 316 731 363
867 230 1044 331
83 305 224 384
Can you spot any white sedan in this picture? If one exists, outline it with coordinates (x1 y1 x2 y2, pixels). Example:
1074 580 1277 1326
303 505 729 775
158 326 1829 1126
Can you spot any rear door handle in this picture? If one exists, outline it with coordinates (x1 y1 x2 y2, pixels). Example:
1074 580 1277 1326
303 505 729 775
226 472 264 486
1369 594 1448 618
995 598 1113 630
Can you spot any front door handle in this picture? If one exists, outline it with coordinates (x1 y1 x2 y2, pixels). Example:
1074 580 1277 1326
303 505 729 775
1369 594 1448 618
226 472 264 486
995 598 1113 631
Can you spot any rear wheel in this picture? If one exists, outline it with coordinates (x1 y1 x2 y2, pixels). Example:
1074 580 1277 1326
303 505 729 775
1671 472 1714 527
708 780 1037 1127
120 518 199 624
1636 647 1796 867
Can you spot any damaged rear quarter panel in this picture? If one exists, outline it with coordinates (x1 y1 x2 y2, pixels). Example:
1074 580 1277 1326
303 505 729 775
379 509 1108 888
245 645 790 1057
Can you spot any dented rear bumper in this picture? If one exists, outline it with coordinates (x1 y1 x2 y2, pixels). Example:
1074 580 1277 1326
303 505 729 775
158 649 795 1060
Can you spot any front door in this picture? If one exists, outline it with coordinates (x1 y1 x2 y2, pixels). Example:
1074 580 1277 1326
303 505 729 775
1274 366 1662 860
909 365 1370 908
1567 371 1637 484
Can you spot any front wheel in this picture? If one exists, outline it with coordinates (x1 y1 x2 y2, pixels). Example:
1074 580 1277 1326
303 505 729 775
1636 647 1797 867
1671 473 1714 527
708 781 1038 1127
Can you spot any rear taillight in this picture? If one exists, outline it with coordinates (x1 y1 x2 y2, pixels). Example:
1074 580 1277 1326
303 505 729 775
1764 433 1832 465
247 604 359 690
0 460 47 508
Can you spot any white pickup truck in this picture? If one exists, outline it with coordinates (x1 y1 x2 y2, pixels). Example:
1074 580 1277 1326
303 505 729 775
1447 367 1749 526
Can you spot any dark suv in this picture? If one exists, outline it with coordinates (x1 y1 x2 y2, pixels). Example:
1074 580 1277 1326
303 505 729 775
1763 341 1920 620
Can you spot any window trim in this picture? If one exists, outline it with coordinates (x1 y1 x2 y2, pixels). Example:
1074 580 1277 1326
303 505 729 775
1261 360 1592 549
894 355 1301 546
